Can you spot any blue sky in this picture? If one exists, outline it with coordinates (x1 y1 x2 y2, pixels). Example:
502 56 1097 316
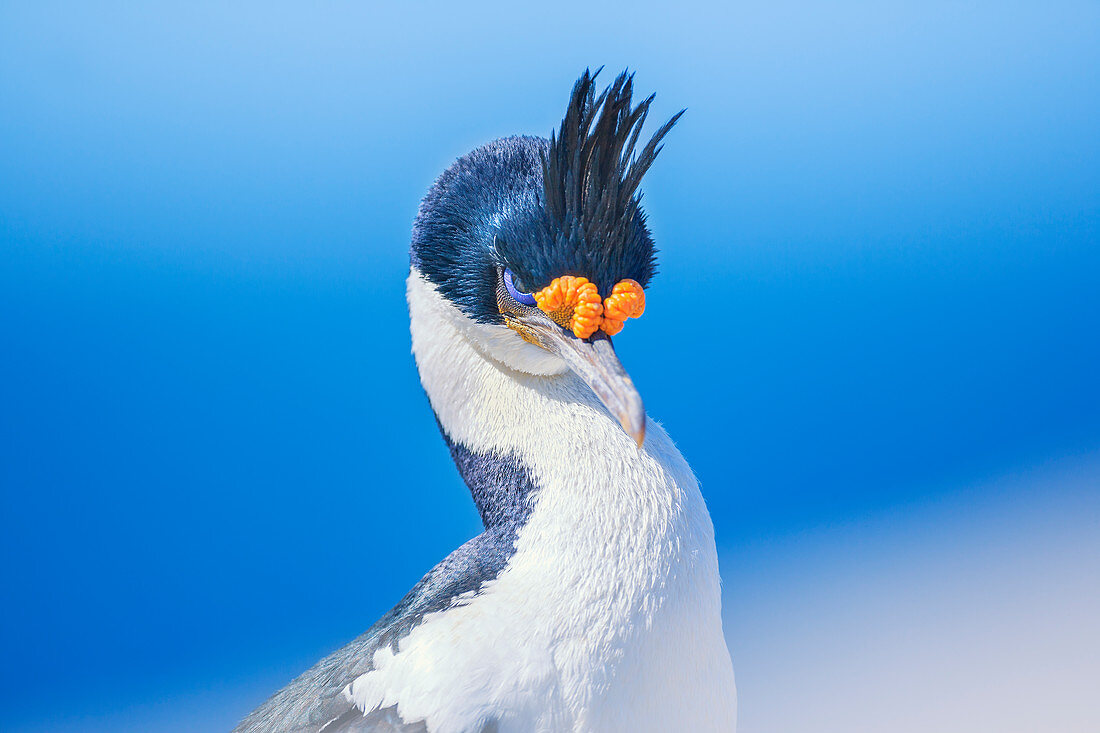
1 2 1098 731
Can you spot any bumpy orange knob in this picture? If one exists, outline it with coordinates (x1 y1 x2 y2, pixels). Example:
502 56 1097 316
534 276 604 339
600 279 645 335
533 275 645 339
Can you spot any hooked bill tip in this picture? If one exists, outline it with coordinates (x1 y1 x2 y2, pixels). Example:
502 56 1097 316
622 411 646 448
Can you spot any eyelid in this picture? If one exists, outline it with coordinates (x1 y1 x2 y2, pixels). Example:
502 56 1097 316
504 268 537 306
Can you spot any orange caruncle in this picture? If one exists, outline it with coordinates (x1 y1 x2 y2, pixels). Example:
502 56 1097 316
600 279 645 335
534 276 645 339
534 276 604 339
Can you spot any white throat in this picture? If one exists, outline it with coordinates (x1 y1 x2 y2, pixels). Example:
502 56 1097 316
347 270 737 732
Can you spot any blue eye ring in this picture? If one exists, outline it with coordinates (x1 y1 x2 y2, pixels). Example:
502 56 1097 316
504 268 537 306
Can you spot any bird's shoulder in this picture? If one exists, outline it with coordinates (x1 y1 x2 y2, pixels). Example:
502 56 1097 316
232 529 515 732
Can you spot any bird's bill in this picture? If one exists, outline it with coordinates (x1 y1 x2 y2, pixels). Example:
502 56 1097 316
557 331 646 447
508 310 646 447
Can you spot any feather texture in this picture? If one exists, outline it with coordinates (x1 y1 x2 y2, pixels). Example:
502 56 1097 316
537 68 683 294
411 70 681 324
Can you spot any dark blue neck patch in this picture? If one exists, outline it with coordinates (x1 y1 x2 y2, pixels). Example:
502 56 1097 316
438 421 540 532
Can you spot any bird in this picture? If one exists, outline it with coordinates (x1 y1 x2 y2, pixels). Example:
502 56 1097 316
234 69 737 733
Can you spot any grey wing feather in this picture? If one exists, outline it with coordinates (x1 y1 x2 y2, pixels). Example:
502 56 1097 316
318 705 427 732
232 529 513 732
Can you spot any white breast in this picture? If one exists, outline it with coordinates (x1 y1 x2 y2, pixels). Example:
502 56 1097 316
346 271 737 732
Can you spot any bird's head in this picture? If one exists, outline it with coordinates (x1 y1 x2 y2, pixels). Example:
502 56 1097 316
410 69 682 447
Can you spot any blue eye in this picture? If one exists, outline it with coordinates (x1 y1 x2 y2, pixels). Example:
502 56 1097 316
504 268 537 306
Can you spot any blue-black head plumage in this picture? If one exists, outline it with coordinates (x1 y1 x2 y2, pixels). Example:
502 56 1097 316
410 69 682 323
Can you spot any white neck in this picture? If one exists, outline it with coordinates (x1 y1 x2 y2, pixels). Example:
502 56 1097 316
349 270 736 732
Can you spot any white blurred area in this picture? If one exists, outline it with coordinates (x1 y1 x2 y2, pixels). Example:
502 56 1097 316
724 451 1100 733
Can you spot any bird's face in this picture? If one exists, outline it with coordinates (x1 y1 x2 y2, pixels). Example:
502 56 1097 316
491 263 646 446
410 70 680 447
414 171 654 447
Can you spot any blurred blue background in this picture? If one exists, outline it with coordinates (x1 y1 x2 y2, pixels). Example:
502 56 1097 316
2 2 1098 731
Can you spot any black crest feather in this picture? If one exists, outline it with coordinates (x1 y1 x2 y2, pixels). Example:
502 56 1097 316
410 70 681 323
538 68 683 292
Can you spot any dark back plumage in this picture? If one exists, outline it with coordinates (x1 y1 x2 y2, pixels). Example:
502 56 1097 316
411 69 680 323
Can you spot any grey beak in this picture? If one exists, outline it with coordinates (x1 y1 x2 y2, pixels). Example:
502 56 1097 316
504 305 646 447
551 329 646 447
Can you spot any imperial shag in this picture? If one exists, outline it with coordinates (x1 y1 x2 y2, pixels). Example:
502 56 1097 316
235 70 737 733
